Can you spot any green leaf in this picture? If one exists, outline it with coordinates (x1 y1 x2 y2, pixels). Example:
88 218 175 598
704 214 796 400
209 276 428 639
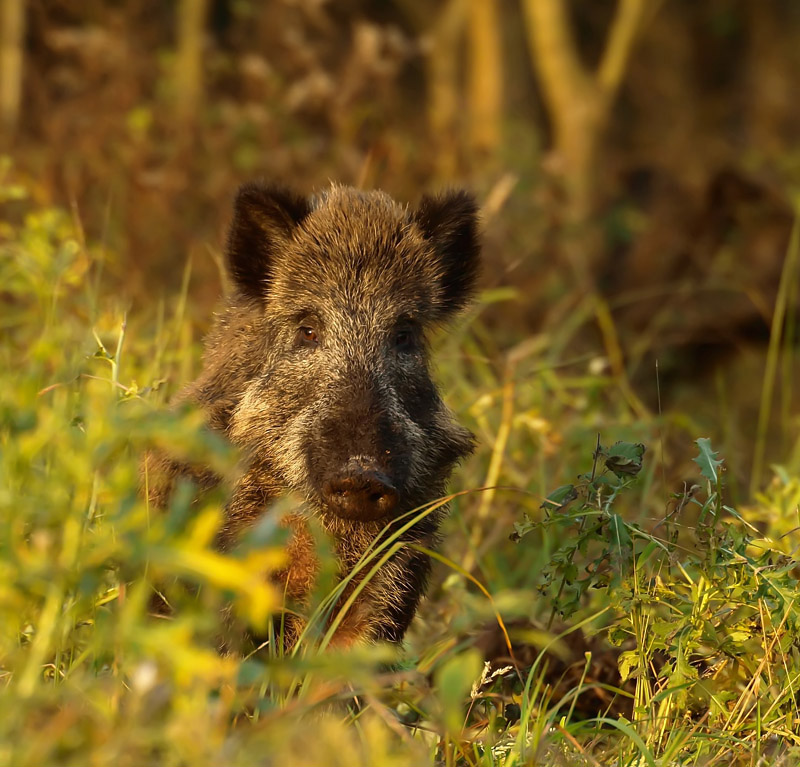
604 441 645 479
435 649 483 735
608 625 628 647
609 513 632 549
236 658 268 686
694 438 724 484
618 650 640 682
587 474 619 496
510 516 534 542
541 484 578 512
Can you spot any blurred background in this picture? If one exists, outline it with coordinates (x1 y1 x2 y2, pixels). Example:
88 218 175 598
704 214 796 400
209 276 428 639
2 0 799 492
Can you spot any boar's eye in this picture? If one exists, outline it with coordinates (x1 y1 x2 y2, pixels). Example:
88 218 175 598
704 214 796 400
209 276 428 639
393 328 415 353
296 326 319 348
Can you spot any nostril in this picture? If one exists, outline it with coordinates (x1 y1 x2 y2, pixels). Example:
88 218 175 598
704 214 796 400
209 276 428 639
371 486 397 514
323 471 397 519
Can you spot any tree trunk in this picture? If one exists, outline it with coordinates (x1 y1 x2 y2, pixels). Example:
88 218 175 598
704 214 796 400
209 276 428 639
522 0 649 225
174 0 210 129
426 0 468 180
748 1 791 157
0 0 26 139
467 0 503 159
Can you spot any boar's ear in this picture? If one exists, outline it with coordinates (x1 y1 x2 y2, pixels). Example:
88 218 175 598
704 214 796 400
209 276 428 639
226 182 311 300
414 190 481 319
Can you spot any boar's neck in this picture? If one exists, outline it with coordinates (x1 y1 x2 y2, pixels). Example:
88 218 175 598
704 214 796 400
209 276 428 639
180 299 268 432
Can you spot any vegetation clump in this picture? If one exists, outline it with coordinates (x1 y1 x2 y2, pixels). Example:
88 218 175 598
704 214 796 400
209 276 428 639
2 167 800 766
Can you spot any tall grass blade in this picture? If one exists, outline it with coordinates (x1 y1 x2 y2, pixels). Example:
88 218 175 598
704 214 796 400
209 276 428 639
752 214 800 496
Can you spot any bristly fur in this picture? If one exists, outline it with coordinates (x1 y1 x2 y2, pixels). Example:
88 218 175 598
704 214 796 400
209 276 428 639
146 181 481 650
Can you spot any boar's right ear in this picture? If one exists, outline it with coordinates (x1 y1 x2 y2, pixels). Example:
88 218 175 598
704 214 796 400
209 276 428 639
226 182 311 300
414 190 481 320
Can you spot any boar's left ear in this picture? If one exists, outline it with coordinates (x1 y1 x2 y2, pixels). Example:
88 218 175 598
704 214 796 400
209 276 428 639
414 190 481 319
227 182 311 301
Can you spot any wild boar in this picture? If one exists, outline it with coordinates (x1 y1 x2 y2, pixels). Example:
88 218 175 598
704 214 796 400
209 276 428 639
147 182 480 649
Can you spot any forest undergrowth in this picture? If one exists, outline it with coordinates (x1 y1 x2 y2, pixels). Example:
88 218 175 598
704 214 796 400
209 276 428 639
3 160 800 766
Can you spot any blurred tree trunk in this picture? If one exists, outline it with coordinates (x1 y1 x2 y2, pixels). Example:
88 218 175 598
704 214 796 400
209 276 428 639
426 0 467 180
748 2 791 157
174 0 210 129
467 0 503 159
0 0 25 139
521 0 651 280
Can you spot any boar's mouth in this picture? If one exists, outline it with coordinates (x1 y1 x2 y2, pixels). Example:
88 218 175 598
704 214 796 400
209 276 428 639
320 458 399 522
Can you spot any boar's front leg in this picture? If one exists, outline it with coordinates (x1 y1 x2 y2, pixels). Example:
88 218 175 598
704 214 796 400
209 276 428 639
142 449 222 510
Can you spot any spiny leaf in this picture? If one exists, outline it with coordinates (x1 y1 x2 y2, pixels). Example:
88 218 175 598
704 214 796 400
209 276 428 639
694 438 724 485
604 441 645 479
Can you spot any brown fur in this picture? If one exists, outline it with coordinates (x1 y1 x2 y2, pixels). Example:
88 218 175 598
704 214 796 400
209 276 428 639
147 182 481 650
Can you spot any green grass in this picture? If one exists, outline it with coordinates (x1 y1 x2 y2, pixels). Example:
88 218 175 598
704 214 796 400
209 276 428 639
2 162 800 765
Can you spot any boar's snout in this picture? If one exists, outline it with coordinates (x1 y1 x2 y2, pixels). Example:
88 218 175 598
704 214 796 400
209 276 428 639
322 460 398 521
